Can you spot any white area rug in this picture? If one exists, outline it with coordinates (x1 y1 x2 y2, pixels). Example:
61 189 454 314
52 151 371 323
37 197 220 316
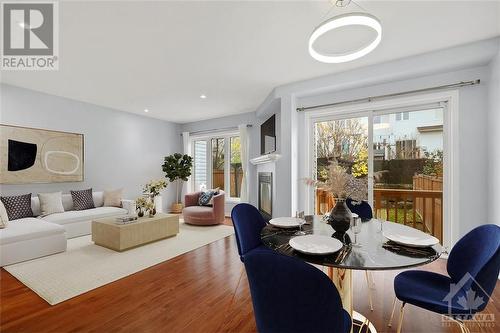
4 223 234 305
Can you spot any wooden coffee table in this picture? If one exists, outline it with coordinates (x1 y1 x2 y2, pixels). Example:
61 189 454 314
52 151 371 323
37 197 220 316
92 213 179 251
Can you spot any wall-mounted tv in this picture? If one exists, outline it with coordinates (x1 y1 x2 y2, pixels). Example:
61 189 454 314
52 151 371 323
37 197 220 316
261 114 276 155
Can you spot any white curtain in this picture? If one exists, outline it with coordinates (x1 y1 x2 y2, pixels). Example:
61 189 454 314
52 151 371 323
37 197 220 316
238 124 249 202
182 132 191 201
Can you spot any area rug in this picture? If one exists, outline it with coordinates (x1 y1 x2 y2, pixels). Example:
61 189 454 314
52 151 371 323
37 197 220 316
4 222 234 305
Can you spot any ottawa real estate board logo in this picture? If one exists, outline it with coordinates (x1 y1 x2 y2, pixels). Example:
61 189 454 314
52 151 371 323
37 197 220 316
1 1 59 70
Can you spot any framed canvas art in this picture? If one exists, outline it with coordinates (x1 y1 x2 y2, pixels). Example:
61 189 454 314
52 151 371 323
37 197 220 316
0 124 84 184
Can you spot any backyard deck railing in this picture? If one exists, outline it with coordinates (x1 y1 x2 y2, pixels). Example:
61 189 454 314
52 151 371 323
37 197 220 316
315 186 443 243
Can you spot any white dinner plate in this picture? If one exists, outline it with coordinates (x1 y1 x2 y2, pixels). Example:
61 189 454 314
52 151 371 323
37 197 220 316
383 230 439 248
289 235 343 255
269 217 305 229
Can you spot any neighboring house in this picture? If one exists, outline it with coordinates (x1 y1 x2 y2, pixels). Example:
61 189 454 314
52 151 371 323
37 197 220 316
373 108 443 160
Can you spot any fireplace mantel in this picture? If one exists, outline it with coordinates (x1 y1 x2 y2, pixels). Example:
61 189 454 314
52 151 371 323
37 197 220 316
250 153 281 165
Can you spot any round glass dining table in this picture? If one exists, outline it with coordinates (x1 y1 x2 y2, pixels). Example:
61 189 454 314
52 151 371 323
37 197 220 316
260 215 442 333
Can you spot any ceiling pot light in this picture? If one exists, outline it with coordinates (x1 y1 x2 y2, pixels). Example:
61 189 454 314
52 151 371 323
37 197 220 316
144 109 149 113
308 12 382 63
200 95 207 99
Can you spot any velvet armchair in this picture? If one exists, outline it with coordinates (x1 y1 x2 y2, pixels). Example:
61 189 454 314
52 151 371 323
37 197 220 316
183 191 225 225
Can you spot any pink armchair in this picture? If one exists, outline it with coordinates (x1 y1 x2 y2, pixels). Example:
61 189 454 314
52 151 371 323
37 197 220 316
183 191 225 225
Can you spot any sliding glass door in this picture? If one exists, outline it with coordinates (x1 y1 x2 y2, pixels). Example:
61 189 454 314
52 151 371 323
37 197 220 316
312 106 444 242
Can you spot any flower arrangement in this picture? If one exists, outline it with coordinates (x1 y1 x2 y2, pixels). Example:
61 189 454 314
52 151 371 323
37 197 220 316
143 179 168 198
304 161 367 201
135 196 149 217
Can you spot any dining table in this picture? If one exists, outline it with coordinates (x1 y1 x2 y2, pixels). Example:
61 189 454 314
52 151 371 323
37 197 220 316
260 215 442 333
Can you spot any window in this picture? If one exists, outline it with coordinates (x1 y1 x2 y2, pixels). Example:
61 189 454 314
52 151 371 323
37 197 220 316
211 138 225 190
193 140 208 191
191 133 242 199
396 112 410 121
230 136 242 198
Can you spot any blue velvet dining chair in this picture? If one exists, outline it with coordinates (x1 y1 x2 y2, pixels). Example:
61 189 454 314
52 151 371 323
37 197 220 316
346 198 373 221
244 250 352 333
231 203 270 261
390 224 500 333
346 198 376 311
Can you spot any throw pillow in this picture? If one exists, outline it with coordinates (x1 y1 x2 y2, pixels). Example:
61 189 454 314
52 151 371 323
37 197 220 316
71 188 95 211
0 193 34 221
0 200 8 228
103 189 123 207
208 187 220 205
198 188 220 206
38 192 65 216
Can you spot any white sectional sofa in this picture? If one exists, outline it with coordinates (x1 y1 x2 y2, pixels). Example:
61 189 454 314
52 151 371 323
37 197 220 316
0 191 135 266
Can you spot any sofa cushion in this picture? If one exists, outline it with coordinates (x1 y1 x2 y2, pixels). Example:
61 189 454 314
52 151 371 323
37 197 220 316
0 218 65 245
103 189 123 207
1 193 34 221
38 192 65 216
71 189 95 210
0 201 8 228
41 206 127 225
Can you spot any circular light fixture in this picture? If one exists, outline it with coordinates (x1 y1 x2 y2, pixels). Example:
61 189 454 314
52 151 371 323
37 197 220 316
144 109 149 113
200 94 207 99
308 12 382 64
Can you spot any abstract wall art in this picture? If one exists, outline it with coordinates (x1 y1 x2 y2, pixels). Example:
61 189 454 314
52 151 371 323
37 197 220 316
0 124 84 184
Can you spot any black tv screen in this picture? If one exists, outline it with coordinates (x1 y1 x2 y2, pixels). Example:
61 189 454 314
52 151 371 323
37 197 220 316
261 115 276 155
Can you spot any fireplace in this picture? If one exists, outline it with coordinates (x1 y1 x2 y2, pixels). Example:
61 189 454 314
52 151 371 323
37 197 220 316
258 172 272 221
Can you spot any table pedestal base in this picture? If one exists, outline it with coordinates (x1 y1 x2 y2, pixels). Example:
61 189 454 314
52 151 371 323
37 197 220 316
327 268 377 333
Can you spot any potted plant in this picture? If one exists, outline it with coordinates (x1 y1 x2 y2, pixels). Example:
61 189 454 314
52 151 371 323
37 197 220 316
162 153 193 213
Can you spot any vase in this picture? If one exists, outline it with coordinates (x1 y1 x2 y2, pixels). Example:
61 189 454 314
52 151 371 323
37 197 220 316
137 209 144 218
327 199 352 233
149 208 156 218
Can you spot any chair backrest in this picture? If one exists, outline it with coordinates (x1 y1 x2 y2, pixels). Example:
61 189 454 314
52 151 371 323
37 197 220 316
244 251 348 333
346 198 373 220
231 203 267 258
447 224 500 311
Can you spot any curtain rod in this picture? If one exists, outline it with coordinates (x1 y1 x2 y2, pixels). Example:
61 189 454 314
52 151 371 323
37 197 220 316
182 124 252 136
296 79 480 112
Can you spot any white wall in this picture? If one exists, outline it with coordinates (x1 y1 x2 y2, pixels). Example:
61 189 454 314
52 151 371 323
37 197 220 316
257 38 499 245
487 46 500 225
0 84 182 212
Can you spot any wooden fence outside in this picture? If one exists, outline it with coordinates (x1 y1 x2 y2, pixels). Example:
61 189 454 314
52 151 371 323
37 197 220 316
315 175 443 242
212 170 243 197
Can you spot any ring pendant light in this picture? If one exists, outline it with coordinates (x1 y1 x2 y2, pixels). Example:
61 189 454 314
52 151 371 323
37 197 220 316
308 12 382 63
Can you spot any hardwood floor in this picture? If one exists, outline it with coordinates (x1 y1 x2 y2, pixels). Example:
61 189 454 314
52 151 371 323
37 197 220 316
1 222 498 333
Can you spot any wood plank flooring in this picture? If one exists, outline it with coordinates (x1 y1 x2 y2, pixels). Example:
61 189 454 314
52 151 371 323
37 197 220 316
1 220 499 333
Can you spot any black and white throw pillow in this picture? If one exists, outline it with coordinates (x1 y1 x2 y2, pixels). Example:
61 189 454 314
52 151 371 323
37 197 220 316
0 193 34 221
71 188 95 211
198 188 219 206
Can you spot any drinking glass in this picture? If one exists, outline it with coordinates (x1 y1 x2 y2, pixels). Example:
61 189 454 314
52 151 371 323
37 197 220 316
351 216 362 247
294 212 307 236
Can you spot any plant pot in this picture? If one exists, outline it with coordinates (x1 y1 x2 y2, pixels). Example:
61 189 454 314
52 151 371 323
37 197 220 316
171 203 183 214
327 199 352 233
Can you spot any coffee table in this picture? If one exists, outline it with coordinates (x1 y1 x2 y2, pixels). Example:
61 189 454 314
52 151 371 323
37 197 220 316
92 213 179 251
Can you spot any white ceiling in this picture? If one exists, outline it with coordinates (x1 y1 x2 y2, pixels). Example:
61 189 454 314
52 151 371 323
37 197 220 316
1 1 499 123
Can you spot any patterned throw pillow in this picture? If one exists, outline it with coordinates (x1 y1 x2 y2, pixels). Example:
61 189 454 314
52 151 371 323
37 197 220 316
198 188 220 206
71 188 95 211
0 193 34 221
